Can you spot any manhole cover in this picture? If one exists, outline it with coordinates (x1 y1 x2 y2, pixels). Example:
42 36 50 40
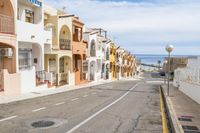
31 120 55 128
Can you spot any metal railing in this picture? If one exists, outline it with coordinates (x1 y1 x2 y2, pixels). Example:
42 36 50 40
36 70 46 86
0 14 14 34
58 73 68 85
59 39 71 50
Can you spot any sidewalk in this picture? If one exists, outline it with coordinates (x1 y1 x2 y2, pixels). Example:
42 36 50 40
161 84 200 133
0 78 141 104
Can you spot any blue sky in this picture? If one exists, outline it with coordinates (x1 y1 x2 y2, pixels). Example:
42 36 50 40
46 0 200 55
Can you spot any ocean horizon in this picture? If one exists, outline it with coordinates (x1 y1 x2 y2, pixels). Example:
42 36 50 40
135 54 196 65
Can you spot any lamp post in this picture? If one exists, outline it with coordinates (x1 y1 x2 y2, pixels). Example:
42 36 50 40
163 60 168 84
165 44 174 96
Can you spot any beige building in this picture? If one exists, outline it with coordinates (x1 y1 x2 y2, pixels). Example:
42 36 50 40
163 57 188 72
44 5 73 87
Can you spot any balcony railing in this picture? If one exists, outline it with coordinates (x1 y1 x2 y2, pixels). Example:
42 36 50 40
0 14 14 34
36 70 46 86
60 39 71 50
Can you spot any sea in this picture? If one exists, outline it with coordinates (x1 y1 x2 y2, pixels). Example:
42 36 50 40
135 54 191 70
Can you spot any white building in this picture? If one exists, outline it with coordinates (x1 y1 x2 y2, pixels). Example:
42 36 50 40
173 56 200 104
17 0 48 93
84 28 107 82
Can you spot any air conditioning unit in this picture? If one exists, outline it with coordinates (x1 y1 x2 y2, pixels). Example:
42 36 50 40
0 48 13 57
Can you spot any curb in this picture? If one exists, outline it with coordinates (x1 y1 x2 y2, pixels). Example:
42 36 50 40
160 86 169 133
160 85 183 133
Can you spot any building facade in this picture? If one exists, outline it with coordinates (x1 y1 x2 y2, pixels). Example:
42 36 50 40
84 28 107 82
44 5 73 87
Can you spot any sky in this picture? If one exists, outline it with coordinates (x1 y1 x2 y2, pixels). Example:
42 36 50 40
45 0 200 55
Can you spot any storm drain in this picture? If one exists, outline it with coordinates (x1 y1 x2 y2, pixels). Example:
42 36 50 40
31 120 55 128
182 125 200 133
178 117 192 122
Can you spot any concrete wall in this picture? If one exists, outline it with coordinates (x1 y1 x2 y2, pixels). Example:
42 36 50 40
20 67 36 94
179 81 200 104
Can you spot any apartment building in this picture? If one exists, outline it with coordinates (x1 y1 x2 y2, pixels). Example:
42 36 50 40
71 16 88 85
44 5 73 87
84 28 107 82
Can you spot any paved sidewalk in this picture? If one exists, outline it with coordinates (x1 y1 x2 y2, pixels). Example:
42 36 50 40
162 84 200 133
0 78 141 104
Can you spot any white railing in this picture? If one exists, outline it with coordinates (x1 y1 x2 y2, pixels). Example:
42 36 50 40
0 14 14 34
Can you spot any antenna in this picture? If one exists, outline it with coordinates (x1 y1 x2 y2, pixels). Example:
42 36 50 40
62 6 66 12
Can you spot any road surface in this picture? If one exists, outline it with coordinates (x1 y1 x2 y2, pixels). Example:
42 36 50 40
0 74 162 133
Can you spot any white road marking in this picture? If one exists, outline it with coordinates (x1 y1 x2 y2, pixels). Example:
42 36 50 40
71 98 79 101
91 92 96 95
83 95 89 98
66 83 140 133
0 115 17 122
32 107 46 112
55 102 65 106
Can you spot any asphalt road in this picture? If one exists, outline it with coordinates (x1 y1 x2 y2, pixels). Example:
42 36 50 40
0 74 162 133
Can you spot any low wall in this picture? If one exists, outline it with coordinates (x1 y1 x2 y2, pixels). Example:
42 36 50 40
3 69 21 96
179 81 200 104
20 67 36 94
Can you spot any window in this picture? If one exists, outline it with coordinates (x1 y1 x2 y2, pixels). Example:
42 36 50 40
25 9 34 23
19 49 32 70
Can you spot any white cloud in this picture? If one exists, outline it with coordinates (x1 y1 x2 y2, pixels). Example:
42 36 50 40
45 0 200 55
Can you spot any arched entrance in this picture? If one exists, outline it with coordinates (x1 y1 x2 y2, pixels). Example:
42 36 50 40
106 63 109 79
90 61 96 81
90 40 96 57
59 56 71 85
59 25 71 50
0 0 14 34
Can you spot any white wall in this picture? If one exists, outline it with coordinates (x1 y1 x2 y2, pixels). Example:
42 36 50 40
179 81 200 104
20 67 36 94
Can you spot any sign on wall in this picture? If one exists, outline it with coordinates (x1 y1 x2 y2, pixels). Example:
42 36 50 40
28 0 42 7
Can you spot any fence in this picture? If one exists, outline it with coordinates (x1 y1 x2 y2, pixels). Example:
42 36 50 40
59 39 71 50
36 70 46 86
0 14 14 34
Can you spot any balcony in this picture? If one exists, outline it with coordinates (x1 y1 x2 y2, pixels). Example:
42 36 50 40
17 20 43 43
60 39 71 50
0 14 14 34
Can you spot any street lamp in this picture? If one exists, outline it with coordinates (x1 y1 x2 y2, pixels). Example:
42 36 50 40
165 44 174 96
163 60 168 84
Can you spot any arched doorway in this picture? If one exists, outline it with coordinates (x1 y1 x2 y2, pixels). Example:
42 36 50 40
0 0 14 34
59 25 71 50
90 40 96 57
106 47 109 60
90 61 96 81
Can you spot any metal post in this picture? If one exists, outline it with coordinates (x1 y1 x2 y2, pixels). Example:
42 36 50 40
167 52 170 96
